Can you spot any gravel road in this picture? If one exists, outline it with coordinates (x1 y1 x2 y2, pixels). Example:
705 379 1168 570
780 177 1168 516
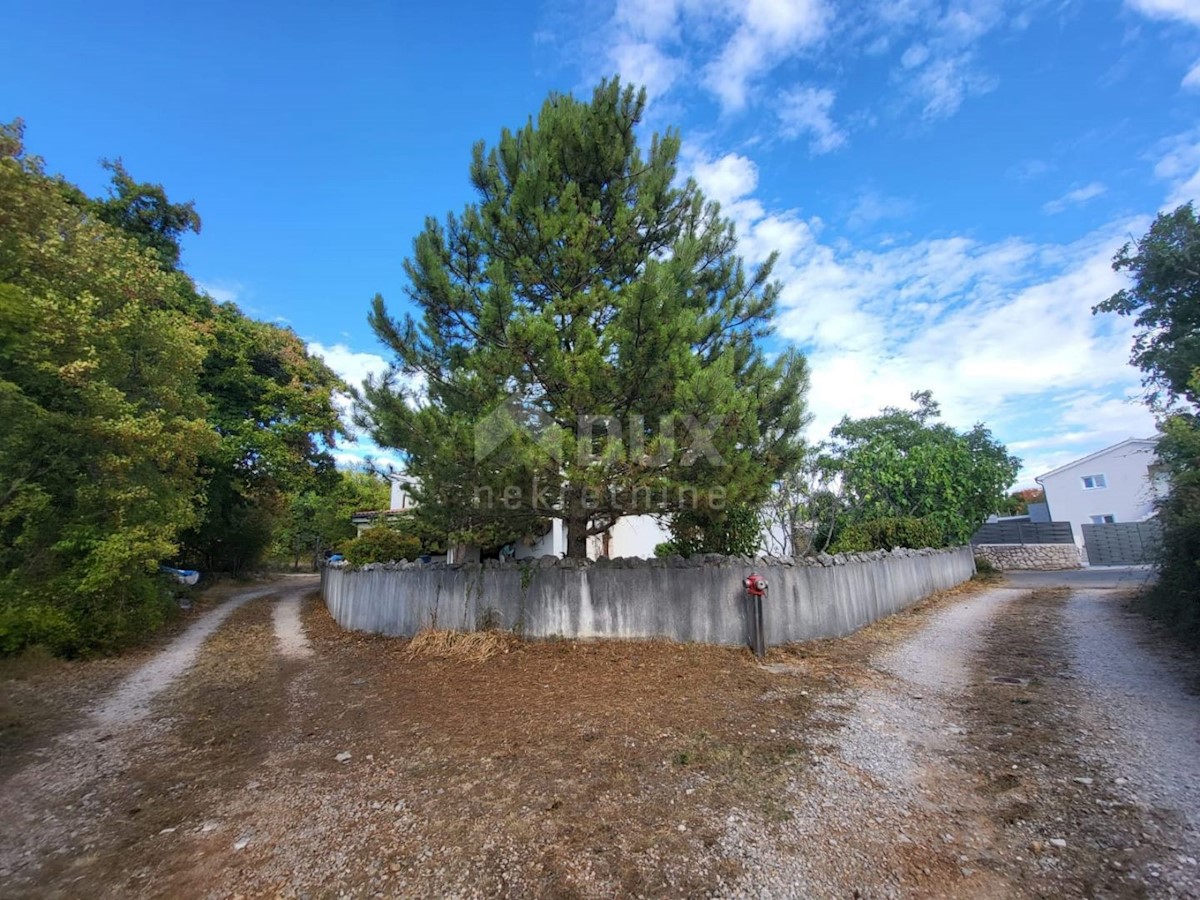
2 573 1197 898
1064 587 1200 891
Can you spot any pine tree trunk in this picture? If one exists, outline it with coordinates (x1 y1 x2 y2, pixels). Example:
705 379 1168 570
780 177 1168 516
566 516 589 559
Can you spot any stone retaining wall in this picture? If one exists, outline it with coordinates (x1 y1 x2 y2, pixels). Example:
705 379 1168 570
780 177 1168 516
973 543 1082 571
321 546 976 649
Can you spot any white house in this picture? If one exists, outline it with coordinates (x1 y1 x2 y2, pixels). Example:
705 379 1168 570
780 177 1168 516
388 473 418 511
1035 437 1165 547
373 473 671 560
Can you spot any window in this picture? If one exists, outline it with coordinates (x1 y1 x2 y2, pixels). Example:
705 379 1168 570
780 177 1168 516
1090 514 1115 524
1081 473 1107 490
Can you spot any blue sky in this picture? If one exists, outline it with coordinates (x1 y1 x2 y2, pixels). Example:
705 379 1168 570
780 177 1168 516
4 0 1200 484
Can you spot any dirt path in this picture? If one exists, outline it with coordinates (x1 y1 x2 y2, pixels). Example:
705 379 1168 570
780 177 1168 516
0 577 318 896
1 574 1197 898
1063 588 1200 886
94 585 282 727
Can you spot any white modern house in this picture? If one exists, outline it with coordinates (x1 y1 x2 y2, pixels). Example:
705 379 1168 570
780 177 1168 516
359 473 672 560
512 513 672 560
1035 437 1165 547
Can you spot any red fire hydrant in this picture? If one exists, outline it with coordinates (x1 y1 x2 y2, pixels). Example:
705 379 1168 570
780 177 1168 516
743 573 767 658
743 573 768 597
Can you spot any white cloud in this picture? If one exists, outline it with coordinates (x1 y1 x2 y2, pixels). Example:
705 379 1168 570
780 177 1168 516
1042 181 1108 214
601 0 828 110
689 150 760 206
874 0 1012 120
684 146 1155 484
307 342 390 391
196 280 241 305
846 189 917 229
1183 59 1200 90
1153 129 1200 208
906 51 998 119
703 0 830 111
306 341 393 454
900 43 930 68
777 85 847 153
609 40 683 98
1126 0 1200 27
613 0 681 41
1008 158 1052 181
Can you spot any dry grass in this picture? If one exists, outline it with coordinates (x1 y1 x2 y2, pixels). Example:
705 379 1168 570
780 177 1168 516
405 627 523 662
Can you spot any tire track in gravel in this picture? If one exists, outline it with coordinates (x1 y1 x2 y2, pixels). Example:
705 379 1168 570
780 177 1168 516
0 577 319 896
723 585 1018 899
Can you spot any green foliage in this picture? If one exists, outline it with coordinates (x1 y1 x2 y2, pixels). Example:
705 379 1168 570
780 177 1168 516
997 488 1044 517
654 541 679 558
343 527 422 565
828 517 944 553
359 79 808 558
1143 408 1200 641
822 391 1020 547
0 120 345 653
1093 205 1200 642
667 504 763 556
90 159 202 269
1095 203 1200 411
179 304 345 574
0 603 81 656
0 120 213 654
973 555 999 574
272 470 390 570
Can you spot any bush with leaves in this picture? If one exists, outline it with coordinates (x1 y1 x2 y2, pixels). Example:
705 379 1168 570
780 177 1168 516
665 504 763 557
1146 410 1200 640
342 528 423 565
828 517 945 553
1093 205 1200 643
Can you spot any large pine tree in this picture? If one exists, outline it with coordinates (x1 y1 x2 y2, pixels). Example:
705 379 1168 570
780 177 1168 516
361 80 808 558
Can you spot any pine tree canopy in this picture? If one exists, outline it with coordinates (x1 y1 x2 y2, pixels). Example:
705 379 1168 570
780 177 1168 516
360 79 809 558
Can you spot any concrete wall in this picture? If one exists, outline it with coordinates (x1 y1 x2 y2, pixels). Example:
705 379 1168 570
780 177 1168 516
321 546 975 648
974 543 1082 571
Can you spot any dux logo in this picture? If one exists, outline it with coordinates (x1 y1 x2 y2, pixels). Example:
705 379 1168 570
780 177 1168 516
475 394 564 464
475 393 725 468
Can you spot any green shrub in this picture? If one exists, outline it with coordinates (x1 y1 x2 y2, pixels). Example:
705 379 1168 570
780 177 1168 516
342 527 422 565
1138 414 1200 643
0 604 81 657
667 504 762 557
829 516 945 553
973 555 999 575
654 541 679 558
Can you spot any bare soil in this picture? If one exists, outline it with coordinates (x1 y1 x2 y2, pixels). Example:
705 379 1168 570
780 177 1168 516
1 576 1196 898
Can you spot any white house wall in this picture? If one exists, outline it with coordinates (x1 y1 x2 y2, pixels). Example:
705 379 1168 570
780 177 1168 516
1040 441 1160 545
598 514 672 559
514 519 566 559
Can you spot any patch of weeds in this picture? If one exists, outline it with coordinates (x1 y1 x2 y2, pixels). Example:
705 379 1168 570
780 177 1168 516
972 555 1003 584
476 606 504 632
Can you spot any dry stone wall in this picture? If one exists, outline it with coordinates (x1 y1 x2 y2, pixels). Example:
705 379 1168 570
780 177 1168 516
321 546 976 649
973 543 1082 571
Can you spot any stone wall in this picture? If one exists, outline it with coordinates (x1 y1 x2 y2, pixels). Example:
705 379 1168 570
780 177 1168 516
973 543 1082 571
320 546 976 649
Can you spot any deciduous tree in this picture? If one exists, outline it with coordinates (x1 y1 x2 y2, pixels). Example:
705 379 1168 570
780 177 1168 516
1094 204 1200 640
822 392 1020 547
0 122 214 652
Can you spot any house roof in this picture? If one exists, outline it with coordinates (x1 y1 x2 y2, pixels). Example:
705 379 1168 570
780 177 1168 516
1035 437 1159 482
